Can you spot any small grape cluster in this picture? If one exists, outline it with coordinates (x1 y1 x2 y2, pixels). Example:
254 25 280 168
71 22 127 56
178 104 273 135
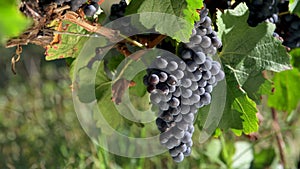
144 57 195 162
244 0 279 27
276 14 300 48
179 8 225 107
143 8 224 162
109 0 127 21
108 0 140 36
83 1 99 17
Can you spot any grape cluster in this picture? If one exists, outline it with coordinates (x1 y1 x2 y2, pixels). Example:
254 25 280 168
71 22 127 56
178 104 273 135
278 0 289 13
109 0 127 21
83 1 99 17
144 57 195 162
108 0 141 36
244 0 279 27
144 8 224 162
276 14 300 48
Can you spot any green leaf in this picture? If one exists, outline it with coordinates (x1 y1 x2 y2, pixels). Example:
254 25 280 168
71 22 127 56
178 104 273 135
129 93 150 112
216 3 290 134
0 1 31 44
129 70 147 97
267 69 300 113
218 66 257 134
104 49 125 77
290 48 300 70
250 148 275 169
125 0 145 15
137 0 202 42
94 63 124 129
45 21 89 61
218 83 258 134
218 3 290 86
232 95 258 134
186 0 203 22
231 129 243 136
290 0 300 16
242 72 267 103
258 79 273 96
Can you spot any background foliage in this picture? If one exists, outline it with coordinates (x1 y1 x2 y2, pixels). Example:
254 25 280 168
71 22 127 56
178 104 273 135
0 0 300 169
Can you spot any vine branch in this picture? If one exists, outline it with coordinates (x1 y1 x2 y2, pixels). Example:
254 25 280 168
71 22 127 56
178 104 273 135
62 11 120 41
271 107 286 168
147 35 166 48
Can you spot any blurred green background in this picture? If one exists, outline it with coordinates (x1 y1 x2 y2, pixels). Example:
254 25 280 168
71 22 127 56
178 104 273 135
0 1 300 168
0 45 299 169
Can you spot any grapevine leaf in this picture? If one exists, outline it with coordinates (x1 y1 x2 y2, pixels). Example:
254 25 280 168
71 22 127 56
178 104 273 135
267 69 300 113
125 0 144 15
290 48 300 70
198 67 258 135
290 0 300 16
217 3 290 86
112 79 132 104
129 70 147 97
231 95 258 134
137 0 202 42
0 1 31 44
217 82 244 132
231 129 243 136
94 63 124 129
45 21 89 61
186 0 203 22
258 79 273 96
104 49 125 75
242 72 267 103
215 3 292 134
72 51 124 130
129 93 150 112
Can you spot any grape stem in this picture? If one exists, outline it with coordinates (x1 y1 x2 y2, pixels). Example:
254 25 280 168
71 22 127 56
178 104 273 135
278 11 290 16
147 35 166 48
119 34 144 48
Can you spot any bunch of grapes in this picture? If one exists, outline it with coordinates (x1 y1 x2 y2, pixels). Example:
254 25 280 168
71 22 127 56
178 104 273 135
83 1 99 17
244 0 279 27
109 0 127 21
276 14 300 48
143 8 224 162
108 0 142 36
